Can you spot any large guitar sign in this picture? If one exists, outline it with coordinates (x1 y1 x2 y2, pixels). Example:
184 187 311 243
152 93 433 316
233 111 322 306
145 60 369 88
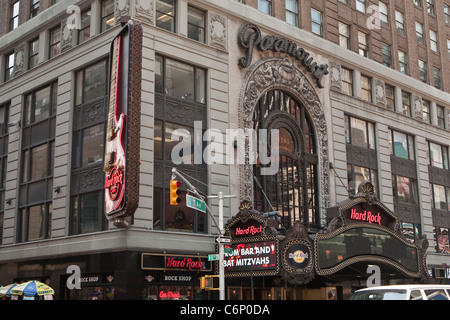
104 21 142 223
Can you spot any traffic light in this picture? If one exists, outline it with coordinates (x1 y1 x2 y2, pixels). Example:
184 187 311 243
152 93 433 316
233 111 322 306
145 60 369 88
200 275 219 290
170 180 181 205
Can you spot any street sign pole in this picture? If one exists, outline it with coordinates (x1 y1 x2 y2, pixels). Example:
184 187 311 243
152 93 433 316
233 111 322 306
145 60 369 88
171 168 235 300
208 191 235 300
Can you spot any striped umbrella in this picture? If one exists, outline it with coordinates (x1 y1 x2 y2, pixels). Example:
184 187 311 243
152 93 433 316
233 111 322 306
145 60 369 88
0 283 18 297
11 281 54 296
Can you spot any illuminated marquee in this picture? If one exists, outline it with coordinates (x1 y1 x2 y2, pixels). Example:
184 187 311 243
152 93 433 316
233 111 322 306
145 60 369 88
104 21 142 223
221 201 280 277
223 240 277 273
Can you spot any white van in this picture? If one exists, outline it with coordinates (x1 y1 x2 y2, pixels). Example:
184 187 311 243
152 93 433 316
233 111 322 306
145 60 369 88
350 285 450 300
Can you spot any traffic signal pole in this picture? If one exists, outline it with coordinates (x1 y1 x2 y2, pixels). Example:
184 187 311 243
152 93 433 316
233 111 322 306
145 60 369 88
171 168 235 300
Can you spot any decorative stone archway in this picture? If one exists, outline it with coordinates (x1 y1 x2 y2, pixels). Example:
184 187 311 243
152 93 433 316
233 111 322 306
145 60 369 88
238 57 330 218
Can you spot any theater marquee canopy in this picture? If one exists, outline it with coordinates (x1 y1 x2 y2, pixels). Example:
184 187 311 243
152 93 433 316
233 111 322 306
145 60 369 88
222 182 428 285
315 181 428 281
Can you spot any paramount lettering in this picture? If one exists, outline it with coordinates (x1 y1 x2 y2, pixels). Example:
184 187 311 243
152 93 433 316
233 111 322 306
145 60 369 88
350 208 381 225
238 23 329 88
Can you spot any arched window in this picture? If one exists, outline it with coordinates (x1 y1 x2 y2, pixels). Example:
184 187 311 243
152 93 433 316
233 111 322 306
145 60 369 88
253 90 319 229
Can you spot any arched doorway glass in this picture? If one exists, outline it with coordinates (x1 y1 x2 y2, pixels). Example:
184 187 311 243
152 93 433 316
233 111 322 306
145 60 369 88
253 89 319 229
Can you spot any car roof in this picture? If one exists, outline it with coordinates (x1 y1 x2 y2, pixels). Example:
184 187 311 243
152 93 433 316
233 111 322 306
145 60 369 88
355 284 450 292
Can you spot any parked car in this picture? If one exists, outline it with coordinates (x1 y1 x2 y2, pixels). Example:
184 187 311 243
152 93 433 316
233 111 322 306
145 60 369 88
349 285 450 300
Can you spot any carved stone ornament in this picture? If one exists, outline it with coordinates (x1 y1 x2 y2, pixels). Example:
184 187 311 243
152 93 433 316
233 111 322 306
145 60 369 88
238 57 330 216
413 95 422 121
134 0 154 25
374 79 385 107
13 45 24 76
115 0 130 26
210 13 227 50
329 60 342 91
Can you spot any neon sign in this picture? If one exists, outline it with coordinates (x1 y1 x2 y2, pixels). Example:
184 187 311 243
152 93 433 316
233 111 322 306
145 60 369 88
103 21 142 222
235 225 262 236
349 208 382 225
166 257 205 270
223 241 277 271
159 290 180 299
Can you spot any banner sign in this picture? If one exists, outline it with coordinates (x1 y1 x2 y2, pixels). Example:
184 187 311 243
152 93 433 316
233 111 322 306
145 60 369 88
104 21 142 222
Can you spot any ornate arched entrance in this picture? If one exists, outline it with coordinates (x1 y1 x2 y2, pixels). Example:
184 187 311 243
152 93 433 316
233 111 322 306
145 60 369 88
238 57 329 228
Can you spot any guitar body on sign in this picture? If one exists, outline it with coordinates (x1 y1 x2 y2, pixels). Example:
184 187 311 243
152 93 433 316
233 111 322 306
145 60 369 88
104 35 126 214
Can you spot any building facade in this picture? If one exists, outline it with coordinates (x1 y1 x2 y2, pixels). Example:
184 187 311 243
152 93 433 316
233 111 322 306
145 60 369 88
0 0 449 300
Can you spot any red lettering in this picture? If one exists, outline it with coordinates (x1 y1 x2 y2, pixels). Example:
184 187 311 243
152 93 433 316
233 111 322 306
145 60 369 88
159 291 180 299
350 209 381 225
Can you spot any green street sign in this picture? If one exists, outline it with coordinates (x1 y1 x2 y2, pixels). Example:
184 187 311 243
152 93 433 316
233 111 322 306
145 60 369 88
224 247 233 254
208 254 219 261
186 194 206 213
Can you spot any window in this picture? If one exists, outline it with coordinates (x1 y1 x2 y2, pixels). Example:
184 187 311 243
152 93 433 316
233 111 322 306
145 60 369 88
341 67 353 96
445 4 450 24
155 56 206 103
356 0 365 13
5 52 15 82
253 90 319 228
395 11 404 35
339 22 350 49
345 116 377 195
400 222 421 244
28 38 39 70
385 84 395 110
49 26 61 59
101 0 115 32
361 75 372 103
18 82 57 243
311 9 323 36
448 39 450 60
258 0 272 15
414 0 422 8
154 55 208 233
10 1 19 31
382 43 392 67
78 8 91 44
401 91 411 117
75 59 107 106
428 142 449 169
187 6 205 43
433 68 441 89
415 22 424 45
434 227 449 253
70 60 108 235
392 175 418 204
156 0 176 32
70 191 105 234
418 60 427 83
30 0 40 18
0 102 9 246
437 106 445 129
286 0 298 27
430 30 438 52
347 164 378 195
398 51 408 75
389 129 415 160
422 99 431 124
431 183 450 210
358 31 368 57
427 0 435 15
345 115 376 149
379 2 388 25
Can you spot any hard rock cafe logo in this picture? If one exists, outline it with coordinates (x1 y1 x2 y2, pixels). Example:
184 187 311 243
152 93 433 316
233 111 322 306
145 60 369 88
105 167 124 200
288 250 309 264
